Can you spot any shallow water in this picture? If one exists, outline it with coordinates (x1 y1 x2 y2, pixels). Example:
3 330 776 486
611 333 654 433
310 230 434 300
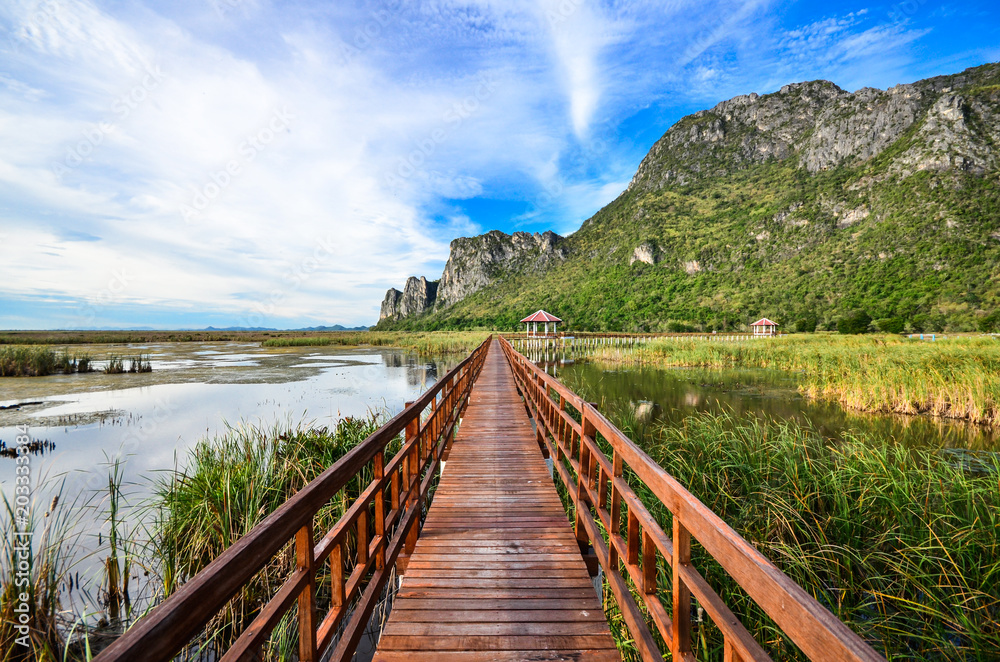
0 341 456 539
544 358 998 452
2 341 995 626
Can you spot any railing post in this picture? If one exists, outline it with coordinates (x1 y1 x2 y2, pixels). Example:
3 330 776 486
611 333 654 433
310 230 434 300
558 395 566 458
373 450 385 570
610 450 623 568
404 402 420 558
672 517 692 659
575 409 596 552
296 523 317 662
330 540 344 622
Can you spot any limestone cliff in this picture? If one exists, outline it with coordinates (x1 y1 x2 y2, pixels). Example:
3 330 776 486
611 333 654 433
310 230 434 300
436 231 565 307
378 277 438 322
376 62 1000 332
377 231 565 323
627 66 1000 193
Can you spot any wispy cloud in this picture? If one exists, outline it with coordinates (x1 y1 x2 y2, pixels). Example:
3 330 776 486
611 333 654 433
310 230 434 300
0 0 986 328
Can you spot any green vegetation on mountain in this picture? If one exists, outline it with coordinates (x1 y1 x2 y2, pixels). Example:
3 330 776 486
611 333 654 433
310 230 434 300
379 63 1000 332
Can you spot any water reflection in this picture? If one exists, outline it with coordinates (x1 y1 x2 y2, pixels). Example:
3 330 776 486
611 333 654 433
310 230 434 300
0 342 457 519
542 359 998 451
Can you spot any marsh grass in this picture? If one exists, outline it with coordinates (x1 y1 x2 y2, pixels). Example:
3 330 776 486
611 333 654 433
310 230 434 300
153 414 390 656
589 334 1000 427
261 331 491 354
103 355 151 375
584 394 1000 660
0 415 386 660
0 483 82 661
0 347 94 377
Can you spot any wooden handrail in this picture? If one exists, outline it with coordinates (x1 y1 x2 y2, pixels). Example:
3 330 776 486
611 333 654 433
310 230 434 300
95 337 492 662
500 331 759 339
499 336 885 662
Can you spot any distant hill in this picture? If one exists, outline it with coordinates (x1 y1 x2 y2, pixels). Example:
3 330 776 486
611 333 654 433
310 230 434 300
202 325 371 332
377 62 1000 333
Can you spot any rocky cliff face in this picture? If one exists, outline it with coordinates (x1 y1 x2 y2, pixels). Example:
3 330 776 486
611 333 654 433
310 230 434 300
627 65 1000 192
437 231 565 307
377 63 1000 332
378 276 439 321
378 231 565 323
379 288 402 321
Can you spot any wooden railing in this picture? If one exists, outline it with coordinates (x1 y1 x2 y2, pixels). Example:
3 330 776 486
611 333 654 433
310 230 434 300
501 331 762 339
95 337 491 662
499 337 884 662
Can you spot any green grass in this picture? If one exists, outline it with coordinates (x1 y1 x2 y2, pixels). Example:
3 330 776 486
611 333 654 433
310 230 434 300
584 402 1000 660
260 330 491 354
103 355 152 374
0 346 93 377
152 414 390 657
1 483 81 661
0 415 394 660
587 334 1000 427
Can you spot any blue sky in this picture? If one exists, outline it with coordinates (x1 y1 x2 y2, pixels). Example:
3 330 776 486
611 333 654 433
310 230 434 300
0 0 997 329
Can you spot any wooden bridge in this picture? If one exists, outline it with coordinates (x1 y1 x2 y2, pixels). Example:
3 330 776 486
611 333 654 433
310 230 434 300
95 337 884 662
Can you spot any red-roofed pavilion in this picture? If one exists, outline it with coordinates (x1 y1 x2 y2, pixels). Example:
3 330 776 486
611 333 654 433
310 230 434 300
750 317 779 336
520 310 562 337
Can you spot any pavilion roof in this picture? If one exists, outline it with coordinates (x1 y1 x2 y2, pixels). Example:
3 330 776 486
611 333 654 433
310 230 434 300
750 318 779 326
520 310 562 323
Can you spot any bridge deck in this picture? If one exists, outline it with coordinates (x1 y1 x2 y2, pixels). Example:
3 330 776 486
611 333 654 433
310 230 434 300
373 340 619 661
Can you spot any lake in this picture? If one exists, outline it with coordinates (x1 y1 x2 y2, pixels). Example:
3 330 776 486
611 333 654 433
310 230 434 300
538 353 998 452
0 341 459 591
1 339 995 624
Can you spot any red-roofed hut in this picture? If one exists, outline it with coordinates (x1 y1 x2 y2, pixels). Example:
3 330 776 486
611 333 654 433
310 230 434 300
520 310 562 337
750 318 779 337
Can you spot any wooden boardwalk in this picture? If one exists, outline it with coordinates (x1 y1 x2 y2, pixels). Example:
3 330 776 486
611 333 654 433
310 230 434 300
373 340 620 661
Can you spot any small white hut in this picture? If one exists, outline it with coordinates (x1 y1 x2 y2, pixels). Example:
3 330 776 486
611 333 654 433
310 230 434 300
521 310 562 337
750 318 779 337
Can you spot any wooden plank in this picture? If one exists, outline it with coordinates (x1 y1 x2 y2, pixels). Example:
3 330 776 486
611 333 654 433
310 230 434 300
373 340 618 661
389 609 608 623
382 622 612 636
374 651 621 662
402 568 586 579
396 588 601 600
378 635 616 651
390 598 607 611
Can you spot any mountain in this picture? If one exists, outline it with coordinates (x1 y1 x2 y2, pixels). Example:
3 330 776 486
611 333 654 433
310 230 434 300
201 325 371 332
377 62 1000 333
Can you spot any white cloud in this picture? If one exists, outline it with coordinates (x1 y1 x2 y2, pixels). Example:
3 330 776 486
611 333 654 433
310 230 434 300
0 0 956 327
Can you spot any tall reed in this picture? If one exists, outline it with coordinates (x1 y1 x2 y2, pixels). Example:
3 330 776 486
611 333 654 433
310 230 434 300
0 347 94 377
261 331 491 354
152 415 388 656
589 334 1000 427
0 483 81 661
103 355 151 375
597 402 1000 660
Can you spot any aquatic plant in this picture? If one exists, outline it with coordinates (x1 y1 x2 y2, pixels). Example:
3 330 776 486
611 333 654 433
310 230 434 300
584 399 1000 660
0 483 81 661
261 330 490 354
0 347 93 377
104 356 125 375
103 355 150 375
152 414 388 656
126 355 151 374
589 334 1000 427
